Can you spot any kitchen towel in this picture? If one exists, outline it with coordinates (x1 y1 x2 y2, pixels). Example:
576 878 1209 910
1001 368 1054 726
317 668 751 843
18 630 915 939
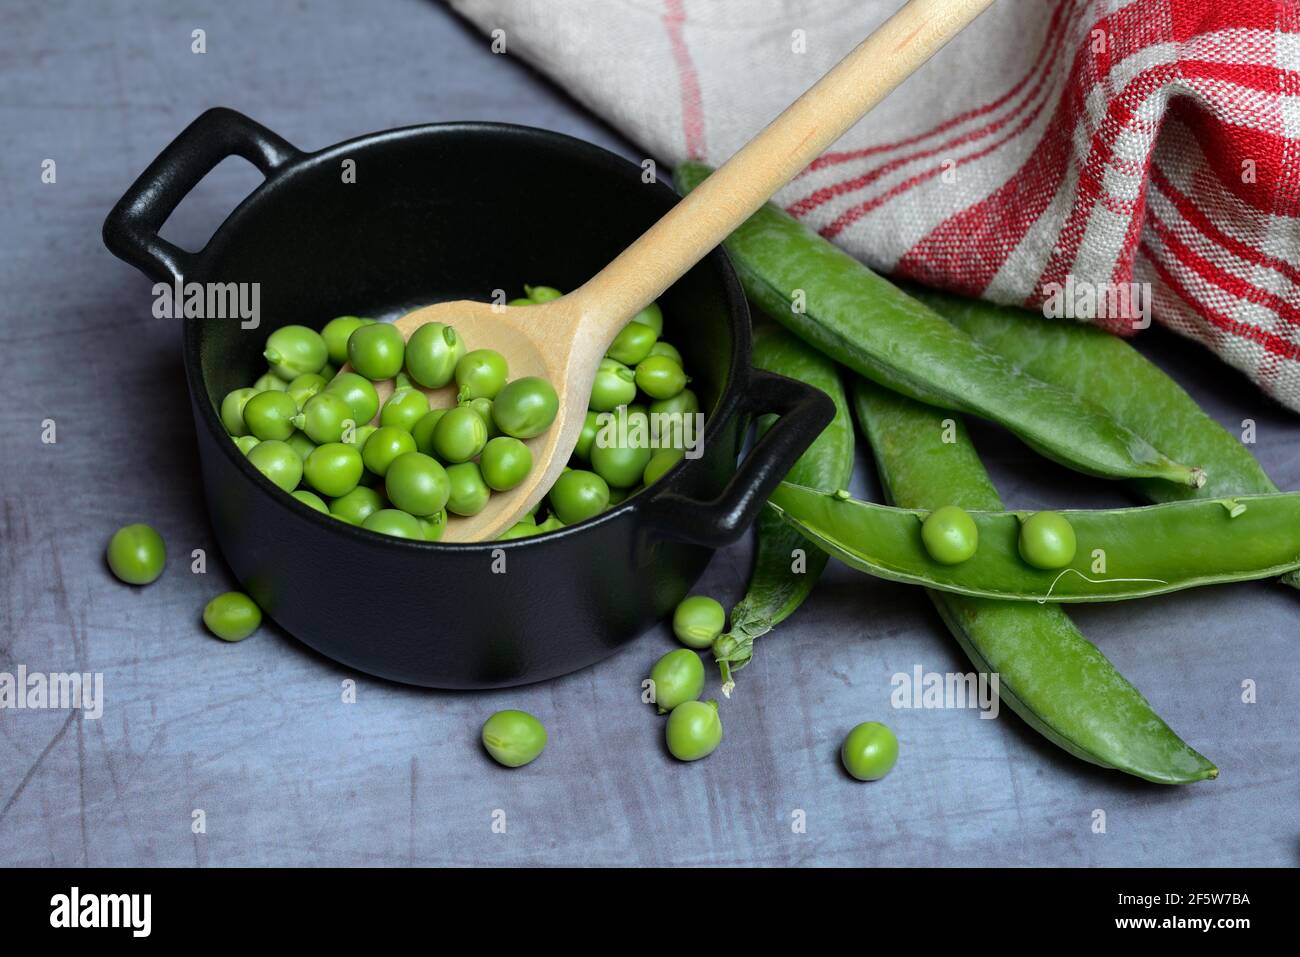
444 0 1300 412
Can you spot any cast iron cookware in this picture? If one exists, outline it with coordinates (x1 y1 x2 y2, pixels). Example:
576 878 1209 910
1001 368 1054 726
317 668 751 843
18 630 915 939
104 108 831 688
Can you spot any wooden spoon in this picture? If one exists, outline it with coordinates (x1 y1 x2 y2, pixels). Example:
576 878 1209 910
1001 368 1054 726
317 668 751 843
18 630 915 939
354 0 994 542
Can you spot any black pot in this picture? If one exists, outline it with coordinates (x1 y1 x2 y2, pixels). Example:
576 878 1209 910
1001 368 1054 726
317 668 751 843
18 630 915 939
103 108 831 689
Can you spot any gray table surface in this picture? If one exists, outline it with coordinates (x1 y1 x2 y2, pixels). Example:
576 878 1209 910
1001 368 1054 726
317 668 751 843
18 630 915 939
1 0 1296 868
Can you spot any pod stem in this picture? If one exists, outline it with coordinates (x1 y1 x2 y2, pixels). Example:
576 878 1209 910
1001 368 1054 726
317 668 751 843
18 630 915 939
712 602 772 697
718 661 735 699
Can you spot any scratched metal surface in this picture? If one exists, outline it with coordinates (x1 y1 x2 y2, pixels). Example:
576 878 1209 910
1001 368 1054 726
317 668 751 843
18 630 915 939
1 0 1296 867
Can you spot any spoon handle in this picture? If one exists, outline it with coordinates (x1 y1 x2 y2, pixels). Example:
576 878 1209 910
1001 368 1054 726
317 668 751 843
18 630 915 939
572 0 995 332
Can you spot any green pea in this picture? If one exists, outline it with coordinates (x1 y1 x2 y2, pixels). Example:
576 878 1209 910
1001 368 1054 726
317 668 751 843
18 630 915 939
234 435 261 455
329 486 385 525
1018 511 1077 569
286 372 328 410
573 410 600 462
445 462 491 516
673 595 725 649
608 483 639 505
454 349 509 401
649 388 699 417
432 405 488 463
345 423 377 450
242 389 299 441
492 377 559 438
498 521 538 540
380 384 431 432
419 511 447 542
220 387 258 436
481 709 547 767
549 469 609 524
291 489 330 514
480 437 533 491
265 325 328 380
840 722 898 781
649 649 705 713
624 402 650 434
320 316 373 366
643 448 683 486
607 320 658 366
386 452 450 516
665 700 722 761
362 508 424 539
246 440 303 492
203 591 262 642
631 301 664 336
305 442 364 498
404 322 465 388
361 425 417 476
534 514 565 535
284 430 317 462
648 340 682 365
524 284 563 303
291 391 355 444
590 434 652 489
410 409 447 457
635 355 687 400
921 504 979 565
324 372 380 424
106 523 166 585
507 297 534 307
650 389 701 448
347 322 405 381
589 358 637 412
320 361 338 381
252 371 288 393
462 396 501 438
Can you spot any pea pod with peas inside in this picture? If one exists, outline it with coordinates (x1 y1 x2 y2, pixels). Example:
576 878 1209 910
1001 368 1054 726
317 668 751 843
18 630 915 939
767 482 1300 602
853 377 1215 784
905 286 1300 592
711 326 855 692
672 161 1204 489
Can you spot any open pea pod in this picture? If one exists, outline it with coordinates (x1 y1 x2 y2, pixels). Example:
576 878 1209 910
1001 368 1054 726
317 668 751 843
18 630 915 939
768 483 1300 602
905 285 1300 593
854 377 1215 784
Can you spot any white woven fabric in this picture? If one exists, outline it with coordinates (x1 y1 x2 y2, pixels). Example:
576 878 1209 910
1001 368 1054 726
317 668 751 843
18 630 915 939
446 0 1300 411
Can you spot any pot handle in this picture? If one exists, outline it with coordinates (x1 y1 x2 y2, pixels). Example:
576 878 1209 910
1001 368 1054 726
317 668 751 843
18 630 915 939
102 107 300 282
642 368 834 548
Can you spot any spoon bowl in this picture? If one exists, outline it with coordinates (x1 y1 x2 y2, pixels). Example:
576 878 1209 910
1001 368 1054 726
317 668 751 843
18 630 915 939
360 296 589 542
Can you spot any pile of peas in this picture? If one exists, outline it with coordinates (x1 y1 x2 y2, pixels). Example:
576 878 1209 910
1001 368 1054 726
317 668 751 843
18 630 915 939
217 285 699 541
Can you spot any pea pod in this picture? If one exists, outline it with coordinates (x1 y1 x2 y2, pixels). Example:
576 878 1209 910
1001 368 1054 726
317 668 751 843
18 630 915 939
906 286 1300 591
673 161 1203 489
767 483 1300 602
853 377 1215 784
712 326 854 694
